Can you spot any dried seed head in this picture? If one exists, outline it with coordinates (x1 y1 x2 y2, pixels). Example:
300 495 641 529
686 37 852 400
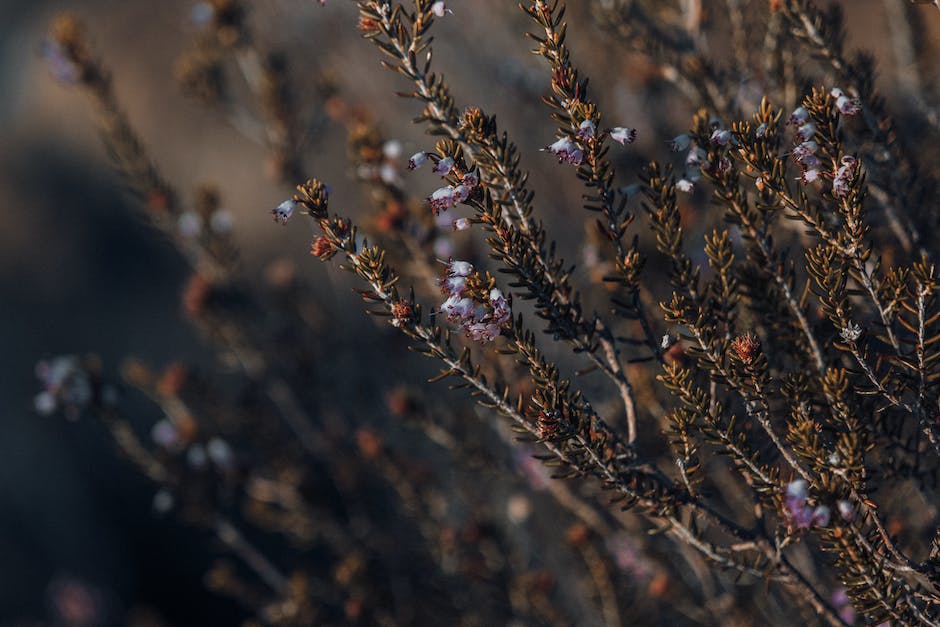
391 300 413 328
537 409 563 440
310 235 335 259
730 333 760 364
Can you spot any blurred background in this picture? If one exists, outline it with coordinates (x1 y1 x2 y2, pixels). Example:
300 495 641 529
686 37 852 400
1 0 939 625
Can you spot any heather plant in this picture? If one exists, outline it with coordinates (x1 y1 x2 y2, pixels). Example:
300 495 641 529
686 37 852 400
37 0 940 625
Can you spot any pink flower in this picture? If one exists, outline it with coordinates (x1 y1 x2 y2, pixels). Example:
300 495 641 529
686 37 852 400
609 127 637 145
408 151 429 170
783 480 831 529
544 137 584 165
432 156 455 176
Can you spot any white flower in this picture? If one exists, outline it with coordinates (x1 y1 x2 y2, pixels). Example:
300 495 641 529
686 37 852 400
788 106 809 126
382 139 402 159
686 146 707 167
576 119 596 140
441 274 467 296
452 184 470 203
792 141 818 164
465 321 501 343
676 179 695 193
431 1 452 17
460 171 479 189
408 151 429 170
151 419 181 450
795 122 816 143
380 163 398 185
428 186 457 214
661 334 671 350
34 391 57 415
840 322 862 342
837 500 854 521
833 164 855 198
448 260 473 277
441 295 474 321
152 489 175 514
669 134 691 152
489 289 511 325
811 505 831 527
786 479 808 500
710 129 732 145
432 156 455 176
207 437 234 469
271 200 296 224
836 95 861 116
187 444 208 469
800 168 821 185
191 3 215 26
209 209 234 234
609 127 637 145
453 218 471 231
178 212 202 238
544 137 583 165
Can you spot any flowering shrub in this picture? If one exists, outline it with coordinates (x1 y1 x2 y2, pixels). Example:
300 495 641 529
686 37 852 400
38 0 940 624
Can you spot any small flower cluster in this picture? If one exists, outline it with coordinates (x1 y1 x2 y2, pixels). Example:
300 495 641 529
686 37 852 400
782 481 855 532
410 152 480 215
544 120 636 167
669 133 706 192
439 261 511 343
783 480 830 529
34 356 97 419
151 417 236 473
832 155 858 199
788 106 823 185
